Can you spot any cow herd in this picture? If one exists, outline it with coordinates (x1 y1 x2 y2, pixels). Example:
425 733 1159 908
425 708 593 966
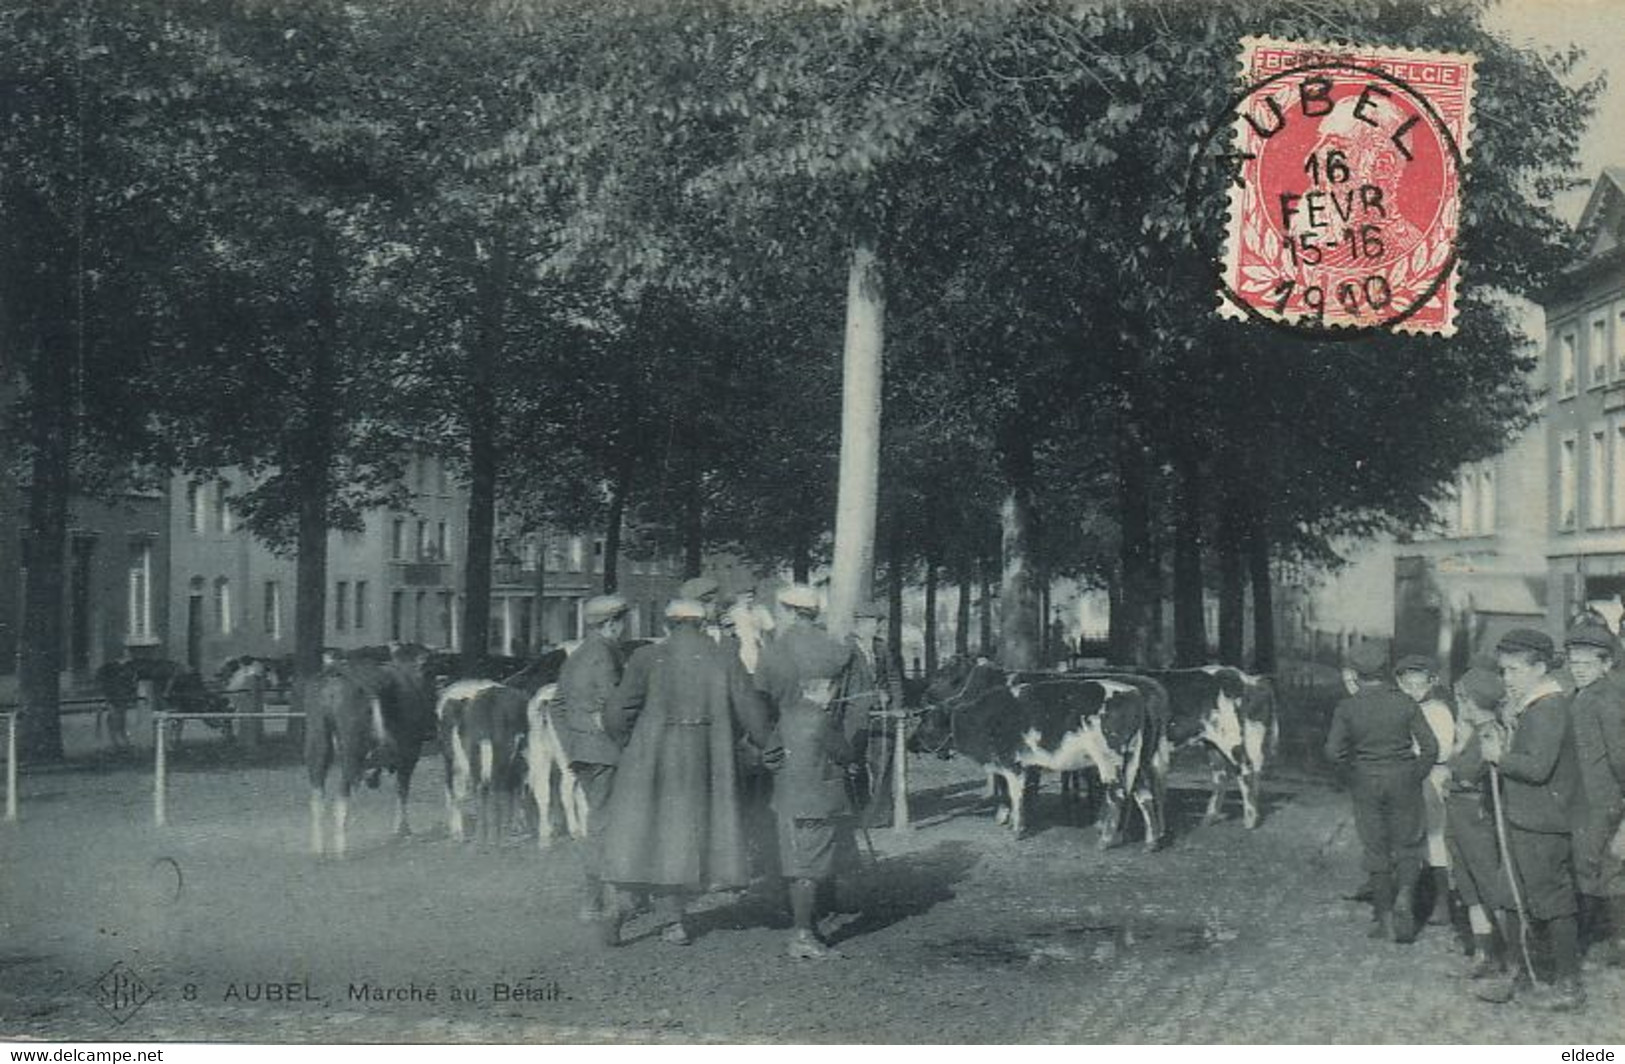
916 660 1279 850
193 641 1276 859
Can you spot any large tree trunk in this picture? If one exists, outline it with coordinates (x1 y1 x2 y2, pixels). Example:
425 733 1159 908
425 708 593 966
954 559 971 658
996 418 1039 671
461 232 507 672
1115 422 1158 667
978 554 995 658
602 452 632 595
18 332 71 762
682 462 703 579
1216 483 1247 666
826 238 883 642
532 532 548 650
1248 503 1276 674
1172 451 1207 666
923 554 939 677
886 514 905 671
792 531 811 584
290 231 341 743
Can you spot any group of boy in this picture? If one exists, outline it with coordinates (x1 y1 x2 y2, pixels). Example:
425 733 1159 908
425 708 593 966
554 577 899 960
1326 621 1625 1013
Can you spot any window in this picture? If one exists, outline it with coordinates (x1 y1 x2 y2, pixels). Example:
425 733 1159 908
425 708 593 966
1613 423 1625 527
1592 430 1608 529
391 518 405 560
390 591 404 642
1616 306 1625 377
264 581 282 640
1592 318 1609 387
1458 470 1478 537
214 480 231 534
592 539 604 574
545 537 564 573
335 580 349 630
214 577 233 635
354 580 368 631
187 481 206 534
127 541 153 641
417 520 429 561
1560 435 1578 530
1478 467 1494 535
569 536 585 572
437 521 448 561
522 537 539 572
1561 333 1577 397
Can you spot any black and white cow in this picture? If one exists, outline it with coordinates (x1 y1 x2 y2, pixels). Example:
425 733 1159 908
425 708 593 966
1084 666 1277 829
922 662 1170 849
305 645 435 856
436 680 529 844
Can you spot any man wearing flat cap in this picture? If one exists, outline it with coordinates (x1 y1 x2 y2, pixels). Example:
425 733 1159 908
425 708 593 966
1325 640 1438 943
841 599 905 829
679 576 722 640
596 598 777 947
1563 623 1625 970
1476 628 1586 1010
1393 654 1456 928
755 584 863 959
557 593 629 922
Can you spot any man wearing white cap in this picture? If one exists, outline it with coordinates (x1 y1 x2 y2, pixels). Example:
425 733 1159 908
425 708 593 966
755 584 862 960
597 598 778 947
557 593 629 922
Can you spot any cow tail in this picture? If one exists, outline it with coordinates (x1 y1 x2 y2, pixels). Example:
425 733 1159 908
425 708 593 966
479 737 495 789
451 724 472 799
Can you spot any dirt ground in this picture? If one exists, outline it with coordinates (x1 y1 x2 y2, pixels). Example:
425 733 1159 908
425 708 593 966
3 706 1624 1045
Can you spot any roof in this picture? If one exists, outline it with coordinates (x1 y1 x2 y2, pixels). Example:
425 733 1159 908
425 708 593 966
1577 166 1625 260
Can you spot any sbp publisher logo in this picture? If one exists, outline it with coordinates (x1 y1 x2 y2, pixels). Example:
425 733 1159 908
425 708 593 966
87 961 154 1025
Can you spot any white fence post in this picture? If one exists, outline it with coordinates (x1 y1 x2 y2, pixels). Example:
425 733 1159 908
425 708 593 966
153 713 167 827
892 711 910 833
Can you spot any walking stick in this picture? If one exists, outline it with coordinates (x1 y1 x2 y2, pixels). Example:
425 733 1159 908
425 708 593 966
1488 761 1538 984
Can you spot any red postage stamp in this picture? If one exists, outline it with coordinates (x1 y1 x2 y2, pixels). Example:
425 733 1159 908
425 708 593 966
1217 37 1475 336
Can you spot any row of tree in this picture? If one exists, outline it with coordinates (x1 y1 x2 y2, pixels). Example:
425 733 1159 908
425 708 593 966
1 0 1599 758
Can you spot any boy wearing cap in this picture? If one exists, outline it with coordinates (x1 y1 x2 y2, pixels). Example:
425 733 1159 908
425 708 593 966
1564 623 1625 968
756 584 862 960
1446 667 1510 978
1325 641 1438 943
1477 628 1586 1010
844 599 905 829
557 594 629 922
1394 655 1456 927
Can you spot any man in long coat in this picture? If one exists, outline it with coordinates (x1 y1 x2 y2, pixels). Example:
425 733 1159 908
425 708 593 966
755 584 861 960
597 598 777 947
1563 622 1625 967
557 593 629 922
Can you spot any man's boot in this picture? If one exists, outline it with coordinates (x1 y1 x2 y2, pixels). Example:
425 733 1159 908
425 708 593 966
786 878 842 960
1476 912 1530 1003
1427 868 1452 925
1462 934 1503 980
1525 916 1586 1012
1392 879 1419 944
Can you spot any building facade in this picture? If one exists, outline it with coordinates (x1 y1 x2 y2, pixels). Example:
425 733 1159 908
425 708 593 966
1544 167 1625 629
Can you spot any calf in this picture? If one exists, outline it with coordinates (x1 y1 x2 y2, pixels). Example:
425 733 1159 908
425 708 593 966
436 680 529 844
304 647 434 856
